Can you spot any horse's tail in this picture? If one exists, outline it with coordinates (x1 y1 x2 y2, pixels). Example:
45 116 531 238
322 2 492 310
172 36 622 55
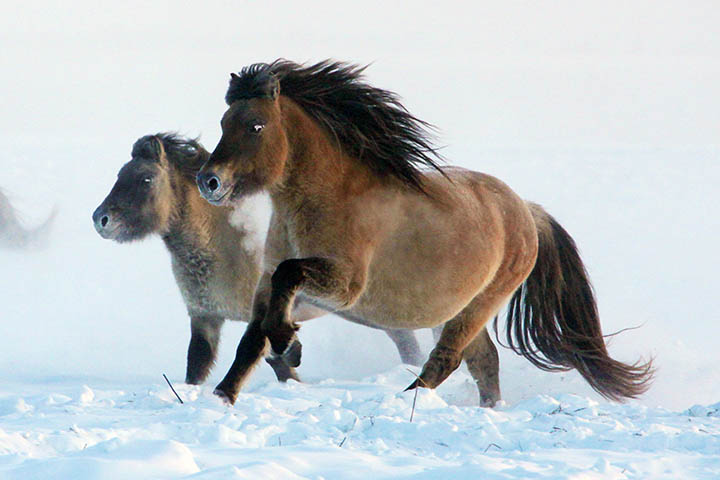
497 203 654 401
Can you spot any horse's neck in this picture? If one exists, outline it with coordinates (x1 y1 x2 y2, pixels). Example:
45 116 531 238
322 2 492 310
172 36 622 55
273 96 379 208
163 177 218 253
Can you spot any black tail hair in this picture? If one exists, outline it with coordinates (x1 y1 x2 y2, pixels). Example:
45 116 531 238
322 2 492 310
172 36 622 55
496 204 654 401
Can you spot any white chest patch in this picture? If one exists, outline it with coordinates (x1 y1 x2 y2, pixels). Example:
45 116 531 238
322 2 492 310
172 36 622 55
229 192 273 257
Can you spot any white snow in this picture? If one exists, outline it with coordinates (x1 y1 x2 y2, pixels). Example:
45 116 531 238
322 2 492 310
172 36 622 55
1 369 719 479
1 1 719 479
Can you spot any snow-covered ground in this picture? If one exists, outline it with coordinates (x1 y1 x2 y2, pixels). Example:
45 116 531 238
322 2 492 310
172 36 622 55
1 368 719 480
2 1 719 478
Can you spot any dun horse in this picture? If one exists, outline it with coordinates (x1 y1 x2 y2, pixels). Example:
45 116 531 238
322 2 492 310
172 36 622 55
92 133 424 385
197 60 654 406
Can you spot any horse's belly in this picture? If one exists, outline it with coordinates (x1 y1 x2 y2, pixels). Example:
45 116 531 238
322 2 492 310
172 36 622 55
346 294 468 329
347 236 501 329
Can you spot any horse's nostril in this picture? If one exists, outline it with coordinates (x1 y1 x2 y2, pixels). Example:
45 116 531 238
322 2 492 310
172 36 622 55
101 215 109 228
207 176 220 192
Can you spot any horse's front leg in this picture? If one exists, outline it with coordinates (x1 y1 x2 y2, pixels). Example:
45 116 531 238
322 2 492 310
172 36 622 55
214 274 272 404
185 315 224 385
263 257 364 358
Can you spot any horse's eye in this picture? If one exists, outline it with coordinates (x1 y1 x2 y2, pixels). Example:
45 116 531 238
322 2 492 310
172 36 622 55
142 176 154 185
251 123 265 134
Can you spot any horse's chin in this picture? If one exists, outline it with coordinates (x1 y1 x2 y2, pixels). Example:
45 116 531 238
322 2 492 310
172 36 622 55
102 226 152 244
227 180 264 205
203 176 265 206
202 183 235 207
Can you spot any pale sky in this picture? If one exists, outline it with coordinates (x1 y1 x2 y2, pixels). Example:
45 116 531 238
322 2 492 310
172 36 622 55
1 1 718 151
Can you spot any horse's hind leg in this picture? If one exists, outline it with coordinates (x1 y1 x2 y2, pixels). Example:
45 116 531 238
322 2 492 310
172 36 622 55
405 290 509 396
431 322 500 406
463 326 500 407
384 329 424 366
186 316 224 385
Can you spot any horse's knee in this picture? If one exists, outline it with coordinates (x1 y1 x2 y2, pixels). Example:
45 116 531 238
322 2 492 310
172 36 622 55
271 259 305 292
263 320 300 358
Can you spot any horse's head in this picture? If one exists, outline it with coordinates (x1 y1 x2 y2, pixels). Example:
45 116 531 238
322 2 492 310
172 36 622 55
93 136 174 242
197 72 288 206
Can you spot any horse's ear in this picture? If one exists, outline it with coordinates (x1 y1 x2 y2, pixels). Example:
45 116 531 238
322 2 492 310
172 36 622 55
265 74 280 100
152 137 167 163
230 72 240 81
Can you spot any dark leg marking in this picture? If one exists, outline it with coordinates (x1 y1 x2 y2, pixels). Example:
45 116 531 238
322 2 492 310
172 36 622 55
263 258 345 358
185 316 224 385
214 306 268 405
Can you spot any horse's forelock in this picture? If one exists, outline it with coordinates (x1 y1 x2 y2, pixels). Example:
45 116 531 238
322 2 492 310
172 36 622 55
226 63 281 105
154 133 209 179
131 135 162 161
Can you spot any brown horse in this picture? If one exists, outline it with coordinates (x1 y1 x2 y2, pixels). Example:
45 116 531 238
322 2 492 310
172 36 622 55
92 133 424 385
196 60 654 406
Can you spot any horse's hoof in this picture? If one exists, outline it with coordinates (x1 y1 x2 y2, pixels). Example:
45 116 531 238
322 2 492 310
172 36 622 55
478 387 500 408
213 387 236 406
185 374 205 386
278 369 301 383
480 397 498 408
282 340 303 368
404 376 428 391
404 379 419 391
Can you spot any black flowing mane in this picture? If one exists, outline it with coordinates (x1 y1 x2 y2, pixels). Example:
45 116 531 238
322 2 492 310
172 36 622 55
132 133 210 180
226 59 445 192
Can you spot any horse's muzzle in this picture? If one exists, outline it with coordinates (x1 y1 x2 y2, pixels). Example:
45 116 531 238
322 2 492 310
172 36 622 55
92 205 115 239
196 171 230 205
